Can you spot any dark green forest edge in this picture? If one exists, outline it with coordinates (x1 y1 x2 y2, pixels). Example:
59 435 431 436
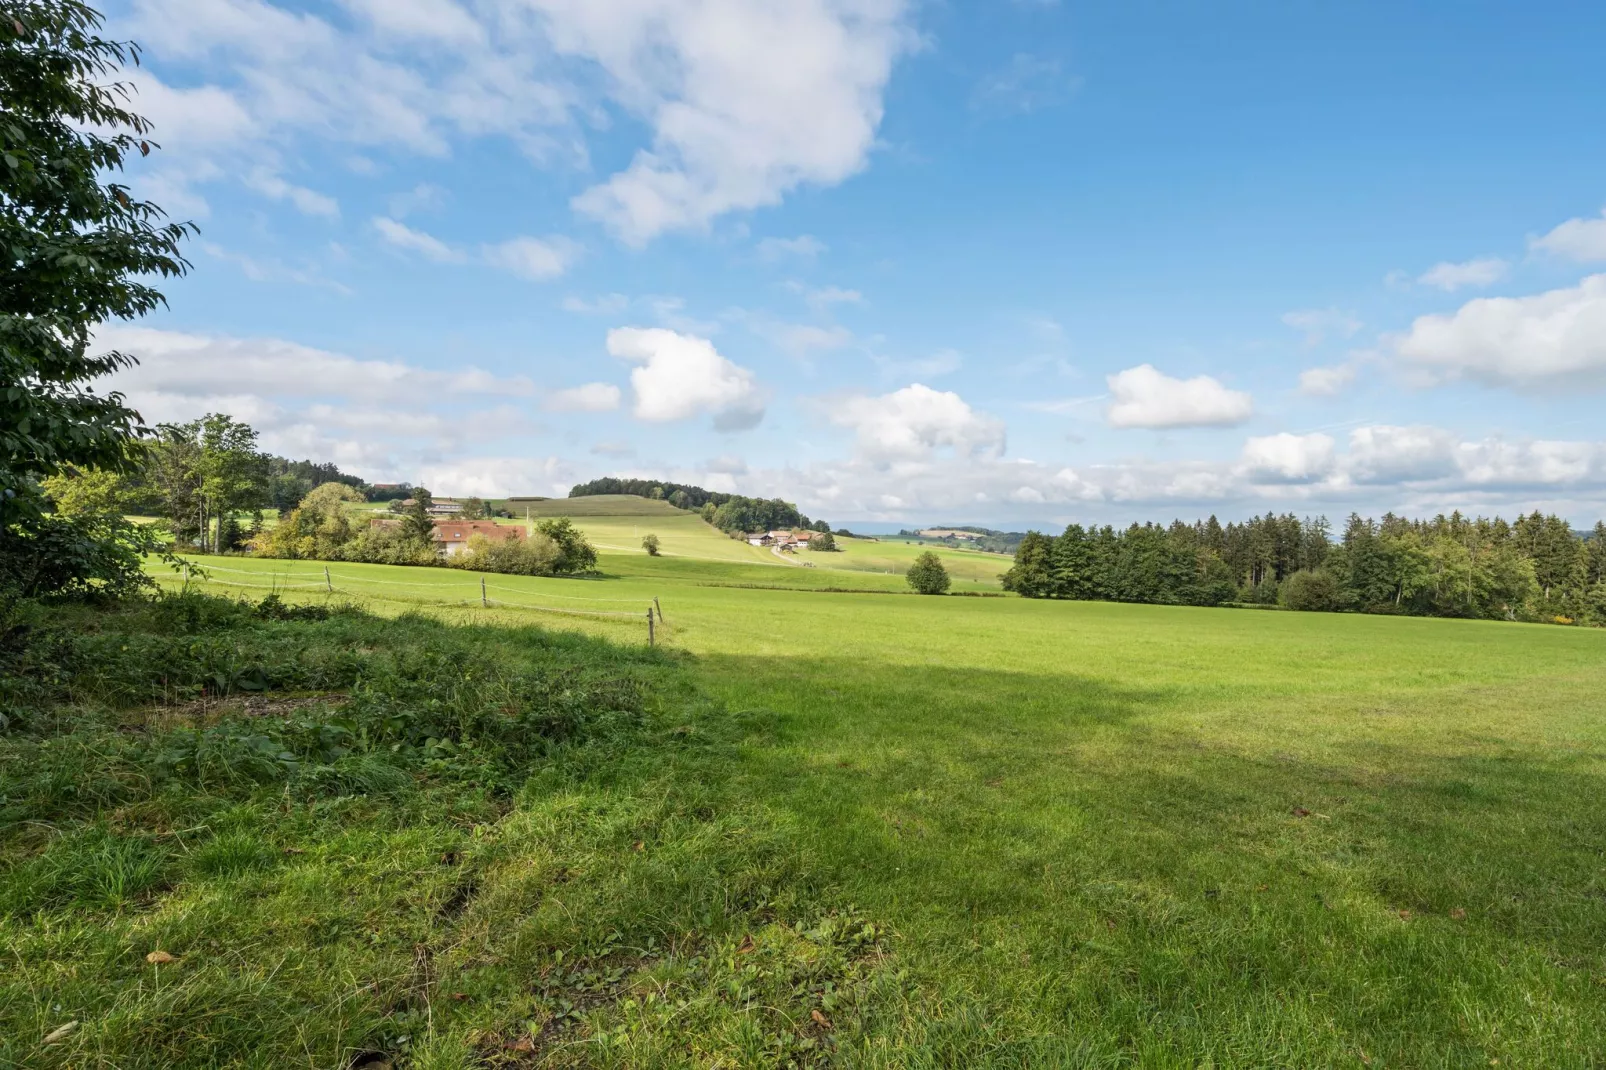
1002 512 1606 625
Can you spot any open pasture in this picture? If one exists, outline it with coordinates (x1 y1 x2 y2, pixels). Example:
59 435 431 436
134 546 1606 1064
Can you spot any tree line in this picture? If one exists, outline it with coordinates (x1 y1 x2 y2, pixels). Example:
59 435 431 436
570 477 831 537
1002 511 1606 626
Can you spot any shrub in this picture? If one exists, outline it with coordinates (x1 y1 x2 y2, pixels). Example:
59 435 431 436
447 532 562 576
906 551 951 595
808 531 837 552
642 533 661 556
1281 569 1342 612
535 517 598 574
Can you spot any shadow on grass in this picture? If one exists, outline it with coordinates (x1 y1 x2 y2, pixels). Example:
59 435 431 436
688 651 1606 1067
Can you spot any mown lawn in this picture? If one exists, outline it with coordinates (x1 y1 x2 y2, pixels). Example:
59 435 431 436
6 555 1606 1066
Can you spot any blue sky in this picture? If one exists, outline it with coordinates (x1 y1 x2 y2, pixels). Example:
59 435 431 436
101 0 1606 526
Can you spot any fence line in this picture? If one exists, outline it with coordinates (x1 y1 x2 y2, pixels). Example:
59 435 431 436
182 560 649 602
161 570 662 631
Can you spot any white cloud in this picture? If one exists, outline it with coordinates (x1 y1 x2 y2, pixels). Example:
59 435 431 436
829 383 1005 463
1105 364 1253 429
1346 425 1460 484
1281 307 1362 348
1417 257 1508 292
758 234 826 260
124 1 913 241
606 327 765 429
244 169 339 218
91 325 545 485
544 382 621 413
1392 274 1606 388
98 325 534 404
482 236 579 281
1241 433 1336 482
1298 364 1356 397
1530 207 1606 262
373 216 463 262
554 1 914 243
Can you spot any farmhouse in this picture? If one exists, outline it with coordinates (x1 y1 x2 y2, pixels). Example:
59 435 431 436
370 517 523 557
747 530 819 550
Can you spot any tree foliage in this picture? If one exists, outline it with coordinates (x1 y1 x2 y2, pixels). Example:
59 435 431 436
906 550 951 595
1005 510 1605 625
1 1 192 519
641 532 660 556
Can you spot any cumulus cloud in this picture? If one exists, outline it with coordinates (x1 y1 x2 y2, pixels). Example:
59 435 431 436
1392 274 1606 387
1417 257 1508 292
1105 365 1253 429
1530 207 1606 262
554 1 914 243
606 327 765 430
482 236 579 280
119 0 913 242
91 325 548 486
1347 425 1460 484
544 383 621 413
1241 433 1336 482
1298 364 1356 397
828 384 1005 464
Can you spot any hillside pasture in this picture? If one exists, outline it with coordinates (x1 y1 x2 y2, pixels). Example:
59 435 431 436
97 548 1606 1065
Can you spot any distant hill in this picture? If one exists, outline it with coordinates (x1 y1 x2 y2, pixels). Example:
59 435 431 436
503 494 691 518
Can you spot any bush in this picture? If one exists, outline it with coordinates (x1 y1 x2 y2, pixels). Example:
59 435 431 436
1281 569 1342 612
642 533 661 556
447 532 562 576
906 551 951 595
0 512 166 599
535 517 598 574
808 531 837 552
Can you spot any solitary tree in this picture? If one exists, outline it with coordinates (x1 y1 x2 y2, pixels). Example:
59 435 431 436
1 1 192 519
906 550 951 595
641 532 661 556
808 530 837 552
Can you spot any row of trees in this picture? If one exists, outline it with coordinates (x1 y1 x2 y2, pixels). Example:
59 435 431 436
1002 512 1606 625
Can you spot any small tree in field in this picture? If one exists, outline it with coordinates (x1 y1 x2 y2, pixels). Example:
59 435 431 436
809 530 837 551
642 532 660 556
906 550 950 595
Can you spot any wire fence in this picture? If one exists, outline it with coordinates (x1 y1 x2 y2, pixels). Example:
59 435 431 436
160 560 668 640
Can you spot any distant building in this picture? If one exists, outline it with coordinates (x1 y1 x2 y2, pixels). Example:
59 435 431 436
431 520 523 557
370 517 523 557
397 498 464 516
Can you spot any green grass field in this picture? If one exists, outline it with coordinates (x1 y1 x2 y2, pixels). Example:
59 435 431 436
10 511 1606 1066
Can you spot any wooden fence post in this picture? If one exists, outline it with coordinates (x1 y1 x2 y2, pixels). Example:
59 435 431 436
325 566 332 593
481 576 488 608
647 608 655 647
654 597 664 623
182 562 189 587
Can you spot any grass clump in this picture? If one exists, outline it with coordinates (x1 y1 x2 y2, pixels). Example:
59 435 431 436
0 591 885 1068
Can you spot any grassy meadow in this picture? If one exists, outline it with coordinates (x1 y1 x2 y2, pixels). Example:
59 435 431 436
6 497 1606 1066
